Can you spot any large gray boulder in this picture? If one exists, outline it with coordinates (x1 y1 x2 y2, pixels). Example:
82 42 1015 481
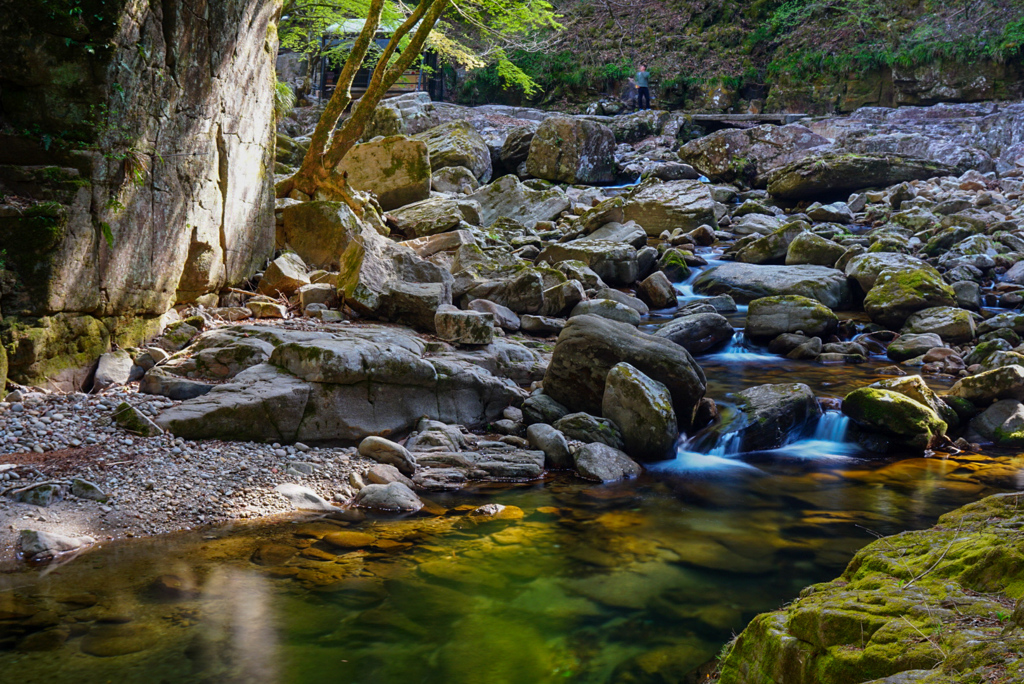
677 123 829 186
353 482 423 512
654 313 733 354
602 363 678 462
93 350 133 391
745 295 838 342
720 383 822 452
901 306 975 344
362 92 441 138
766 153 954 200
574 443 642 482
622 180 719 236
526 423 572 469
538 241 638 287
468 175 570 228
332 135 431 210
414 120 492 182
389 197 478 238
526 116 615 184
278 201 363 271
693 263 849 309
845 253 934 292
570 299 641 326
544 315 706 428
968 399 1024 446
156 326 521 444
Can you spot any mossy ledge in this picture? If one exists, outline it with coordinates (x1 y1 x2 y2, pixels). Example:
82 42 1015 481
716 492 1024 684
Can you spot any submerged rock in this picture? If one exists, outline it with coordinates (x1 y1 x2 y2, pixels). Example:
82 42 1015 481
574 443 642 482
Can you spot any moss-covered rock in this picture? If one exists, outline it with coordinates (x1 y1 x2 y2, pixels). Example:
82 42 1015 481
863 268 957 329
745 294 838 342
717 492 1024 684
765 153 954 200
842 387 947 450
525 116 615 184
786 231 847 267
414 120 493 182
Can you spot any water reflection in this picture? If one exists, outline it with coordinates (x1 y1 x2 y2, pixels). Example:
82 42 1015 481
2 445 1023 684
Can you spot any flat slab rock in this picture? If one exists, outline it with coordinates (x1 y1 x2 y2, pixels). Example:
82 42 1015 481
156 325 534 444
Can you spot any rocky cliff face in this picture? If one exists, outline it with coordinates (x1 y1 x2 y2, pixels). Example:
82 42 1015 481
0 0 279 388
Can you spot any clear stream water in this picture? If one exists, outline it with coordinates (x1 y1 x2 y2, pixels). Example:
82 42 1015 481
2 252 1021 684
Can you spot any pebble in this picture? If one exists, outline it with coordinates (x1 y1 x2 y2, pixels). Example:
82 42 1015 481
0 382 368 542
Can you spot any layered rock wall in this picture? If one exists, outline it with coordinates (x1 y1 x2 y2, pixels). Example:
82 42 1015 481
0 0 279 387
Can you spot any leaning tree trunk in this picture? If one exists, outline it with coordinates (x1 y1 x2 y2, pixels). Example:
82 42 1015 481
277 0 450 205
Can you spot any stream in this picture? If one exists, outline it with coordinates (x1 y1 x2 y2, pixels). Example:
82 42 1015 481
1 247 1021 684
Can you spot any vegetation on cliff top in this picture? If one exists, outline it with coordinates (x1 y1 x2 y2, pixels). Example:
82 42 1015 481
457 0 1024 108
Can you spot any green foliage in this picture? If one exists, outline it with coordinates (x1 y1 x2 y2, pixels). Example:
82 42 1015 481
279 0 559 97
274 80 296 119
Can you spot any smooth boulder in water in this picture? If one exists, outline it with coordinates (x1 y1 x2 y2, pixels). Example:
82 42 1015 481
887 333 943 362
744 295 838 342
863 268 957 329
901 306 976 344
574 443 643 482
544 315 707 428
722 383 821 452
654 313 734 354
842 387 947 450
602 363 678 462
692 263 849 309
968 400 1024 446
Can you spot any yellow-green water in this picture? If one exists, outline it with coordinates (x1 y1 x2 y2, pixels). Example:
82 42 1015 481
2 444 1021 684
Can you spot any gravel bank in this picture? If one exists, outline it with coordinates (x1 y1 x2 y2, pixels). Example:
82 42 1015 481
0 385 368 564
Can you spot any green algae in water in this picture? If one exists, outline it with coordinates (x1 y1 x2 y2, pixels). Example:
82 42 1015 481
2 445 1022 684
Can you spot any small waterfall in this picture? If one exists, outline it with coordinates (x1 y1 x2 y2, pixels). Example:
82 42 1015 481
813 411 850 443
707 332 777 362
707 430 742 456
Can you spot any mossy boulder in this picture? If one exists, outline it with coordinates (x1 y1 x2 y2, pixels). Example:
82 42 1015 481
622 179 719 236
968 399 1024 446
765 153 954 200
525 116 615 184
601 362 678 462
332 135 431 211
901 306 976 344
948 365 1024 403
844 252 934 292
718 492 1024 684
863 268 957 329
732 222 808 265
785 231 846 267
842 387 947 450
414 120 492 182
745 295 838 342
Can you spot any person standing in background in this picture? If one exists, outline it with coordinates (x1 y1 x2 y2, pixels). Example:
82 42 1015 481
635 64 650 110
